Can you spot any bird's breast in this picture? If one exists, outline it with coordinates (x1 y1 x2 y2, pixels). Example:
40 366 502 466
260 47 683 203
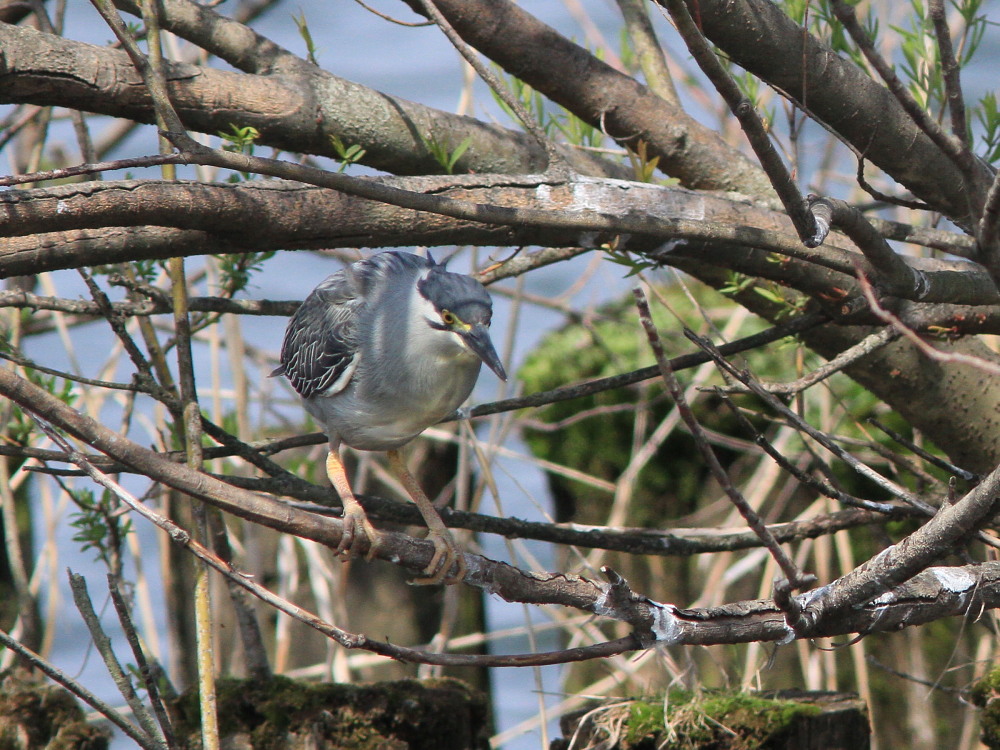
309 354 482 451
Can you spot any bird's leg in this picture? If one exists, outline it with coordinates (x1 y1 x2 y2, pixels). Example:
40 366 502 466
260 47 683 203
326 447 381 560
386 449 466 585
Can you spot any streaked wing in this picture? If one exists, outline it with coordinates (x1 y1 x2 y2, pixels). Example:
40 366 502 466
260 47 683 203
275 269 365 399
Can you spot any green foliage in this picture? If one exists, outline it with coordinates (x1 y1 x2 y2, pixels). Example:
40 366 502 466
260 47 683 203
219 124 262 182
329 133 367 173
490 68 605 150
622 691 822 749
68 487 132 568
625 139 661 183
732 70 776 129
129 258 166 284
490 68 552 137
220 124 260 155
977 92 1000 163
293 11 319 66
720 269 804 318
803 0 879 70
214 251 276 296
419 131 473 175
603 245 658 277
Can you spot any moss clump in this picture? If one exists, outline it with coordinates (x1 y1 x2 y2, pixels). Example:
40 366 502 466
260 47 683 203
634 691 820 749
0 673 111 750
971 668 1000 748
172 675 489 749
558 690 829 750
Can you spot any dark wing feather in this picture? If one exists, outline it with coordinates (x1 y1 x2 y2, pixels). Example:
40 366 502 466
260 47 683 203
274 269 366 399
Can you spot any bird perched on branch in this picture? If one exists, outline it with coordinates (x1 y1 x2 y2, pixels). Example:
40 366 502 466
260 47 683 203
273 251 506 583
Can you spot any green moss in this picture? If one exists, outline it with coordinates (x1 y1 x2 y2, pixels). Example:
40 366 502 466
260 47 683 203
621 691 821 749
0 674 110 750
172 676 488 749
518 282 944 528
972 668 1000 748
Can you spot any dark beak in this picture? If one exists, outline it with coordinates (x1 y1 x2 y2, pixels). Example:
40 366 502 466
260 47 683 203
464 324 507 381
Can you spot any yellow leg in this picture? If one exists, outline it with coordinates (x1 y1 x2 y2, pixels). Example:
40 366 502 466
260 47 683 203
387 449 466 585
326 449 380 560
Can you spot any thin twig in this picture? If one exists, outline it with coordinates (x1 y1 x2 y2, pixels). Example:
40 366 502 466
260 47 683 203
929 0 969 150
712 327 899 395
684 328 938 515
31 412 641 667
67 572 167 749
0 627 161 749
468 310 827 419
854 263 1000 378
415 0 569 174
867 418 977 482
632 285 810 589
714 389 903 516
107 576 178 748
0 153 185 187
661 0 820 246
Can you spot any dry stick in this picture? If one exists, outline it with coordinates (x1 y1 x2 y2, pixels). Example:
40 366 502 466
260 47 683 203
0 350 140 392
714 389 903 517
685 327 940 516
0 627 161 749
632 285 810 590
661 0 821 246
0 289 297 318
826 0 984 210
867 418 978 482
715 326 900 396
853 262 1000 378
615 0 679 105
0 154 185 187
31 413 640 667
67 572 167 749
416 0 568 174
928 0 969 150
807 196 930 300
107 576 178 748
77 269 171 402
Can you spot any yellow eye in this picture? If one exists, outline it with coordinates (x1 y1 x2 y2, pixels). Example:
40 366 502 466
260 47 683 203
441 310 457 325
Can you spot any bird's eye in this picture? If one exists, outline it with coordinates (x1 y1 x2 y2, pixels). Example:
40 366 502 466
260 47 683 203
441 310 457 325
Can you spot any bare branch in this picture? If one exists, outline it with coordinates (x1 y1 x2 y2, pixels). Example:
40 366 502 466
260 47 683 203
633 285 811 590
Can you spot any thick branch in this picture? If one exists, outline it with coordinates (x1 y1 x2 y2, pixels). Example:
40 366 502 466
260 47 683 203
0 22 623 180
401 0 772 195
655 0 995 229
1 177 993 311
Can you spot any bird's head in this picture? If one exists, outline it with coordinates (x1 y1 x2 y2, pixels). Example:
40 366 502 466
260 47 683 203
417 264 507 381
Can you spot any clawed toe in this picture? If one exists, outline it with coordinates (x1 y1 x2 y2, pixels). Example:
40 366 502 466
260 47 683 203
411 529 467 585
336 502 381 561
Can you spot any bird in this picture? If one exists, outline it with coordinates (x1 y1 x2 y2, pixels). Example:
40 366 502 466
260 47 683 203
272 251 506 584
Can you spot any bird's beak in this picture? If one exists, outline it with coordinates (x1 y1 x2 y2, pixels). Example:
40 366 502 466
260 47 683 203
463 324 507 381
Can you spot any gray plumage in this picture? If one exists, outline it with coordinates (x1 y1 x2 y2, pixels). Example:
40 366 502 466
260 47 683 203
274 251 506 452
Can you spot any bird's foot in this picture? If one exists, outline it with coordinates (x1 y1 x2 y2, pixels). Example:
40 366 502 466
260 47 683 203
411 527 467 585
336 497 381 561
